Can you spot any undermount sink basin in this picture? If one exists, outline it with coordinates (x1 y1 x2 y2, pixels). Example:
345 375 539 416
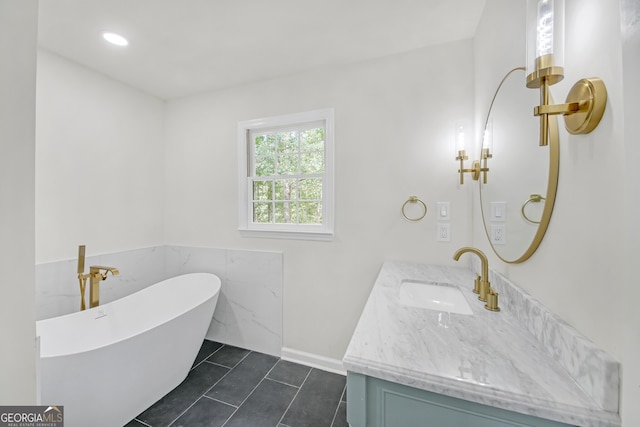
398 280 473 315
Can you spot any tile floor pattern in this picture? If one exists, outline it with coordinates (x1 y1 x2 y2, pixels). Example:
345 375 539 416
125 340 348 427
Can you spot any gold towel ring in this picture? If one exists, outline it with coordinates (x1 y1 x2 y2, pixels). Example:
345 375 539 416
402 196 427 221
521 194 545 224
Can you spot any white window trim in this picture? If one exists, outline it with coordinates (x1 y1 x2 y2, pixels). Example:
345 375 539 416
237 108 335 241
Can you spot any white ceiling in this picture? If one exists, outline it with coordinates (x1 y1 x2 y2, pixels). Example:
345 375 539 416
38 0 486 100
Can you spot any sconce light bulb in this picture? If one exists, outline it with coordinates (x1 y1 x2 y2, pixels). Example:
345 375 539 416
455 121 466 153
536 0 554 58
483 119 494 155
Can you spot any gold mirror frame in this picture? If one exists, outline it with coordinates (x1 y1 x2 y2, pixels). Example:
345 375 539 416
479 67 559 263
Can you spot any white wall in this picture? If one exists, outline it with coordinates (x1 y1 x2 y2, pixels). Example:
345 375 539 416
0 0 38 404
474 0 635 423
164 40 475 361
620 0 640 424
36 50 166 262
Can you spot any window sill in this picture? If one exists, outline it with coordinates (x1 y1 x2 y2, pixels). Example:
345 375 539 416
238 228 334 241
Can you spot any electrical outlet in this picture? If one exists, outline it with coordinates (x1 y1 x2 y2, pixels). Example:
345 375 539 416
437 223 450 242
490 224 507 245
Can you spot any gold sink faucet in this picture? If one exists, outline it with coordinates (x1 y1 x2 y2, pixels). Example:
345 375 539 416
453 247 500 312
77 245 119 310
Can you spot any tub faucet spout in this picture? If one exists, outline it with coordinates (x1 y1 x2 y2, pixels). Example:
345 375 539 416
89 266 119 308
77 245 120 310
453 247 500 312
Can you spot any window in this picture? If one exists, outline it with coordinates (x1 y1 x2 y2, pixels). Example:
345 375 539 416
238 109 334 240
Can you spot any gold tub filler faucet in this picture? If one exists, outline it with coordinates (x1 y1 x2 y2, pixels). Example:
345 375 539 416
453 247 500 312
77 245 120 310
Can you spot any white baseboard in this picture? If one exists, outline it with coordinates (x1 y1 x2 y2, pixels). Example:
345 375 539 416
281 347 346 376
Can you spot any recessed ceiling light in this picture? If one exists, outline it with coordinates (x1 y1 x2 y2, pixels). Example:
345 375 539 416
102 32 129 46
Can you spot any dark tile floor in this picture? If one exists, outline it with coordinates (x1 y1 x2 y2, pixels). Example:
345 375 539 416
125 340 348 427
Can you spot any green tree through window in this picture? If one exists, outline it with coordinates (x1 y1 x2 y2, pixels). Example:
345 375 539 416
251 127 325 225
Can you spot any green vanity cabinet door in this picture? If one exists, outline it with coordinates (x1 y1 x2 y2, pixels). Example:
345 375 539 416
346 372 575 427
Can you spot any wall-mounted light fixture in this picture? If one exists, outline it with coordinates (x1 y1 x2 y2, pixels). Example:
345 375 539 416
526 0 606 146
455 121 490 184
480 119 493 184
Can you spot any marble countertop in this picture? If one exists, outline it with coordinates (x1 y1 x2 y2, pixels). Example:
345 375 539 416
343 262 621 427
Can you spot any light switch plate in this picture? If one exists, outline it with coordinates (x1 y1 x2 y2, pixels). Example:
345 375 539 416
437 202 450 220
490 202 506 222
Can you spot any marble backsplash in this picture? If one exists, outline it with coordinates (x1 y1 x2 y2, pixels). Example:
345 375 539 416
470 257 619 414
36 245 283 357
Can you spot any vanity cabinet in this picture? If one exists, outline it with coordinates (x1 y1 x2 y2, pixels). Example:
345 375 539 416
346 372 574 427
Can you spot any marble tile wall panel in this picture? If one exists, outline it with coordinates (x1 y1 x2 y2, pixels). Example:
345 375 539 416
164 245 226 278
220 249 283 356
35 257 80 320
165 245 283 357
95 246 167 305
470 257 619 413
35 246 165 320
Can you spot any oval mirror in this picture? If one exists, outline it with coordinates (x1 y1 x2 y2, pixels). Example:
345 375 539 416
479 67 559 263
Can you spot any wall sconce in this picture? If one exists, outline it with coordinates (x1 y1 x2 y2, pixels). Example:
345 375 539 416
455 121 490 184
526 0 607 146
480 119 493 184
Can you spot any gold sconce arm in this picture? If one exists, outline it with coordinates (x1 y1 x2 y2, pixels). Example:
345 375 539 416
456 150 490 185
534 101 582 115
532 77 606 147
480 148 492 184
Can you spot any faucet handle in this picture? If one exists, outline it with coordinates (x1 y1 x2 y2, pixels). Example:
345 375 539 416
478 279 491 302
485 290 500 312
473 275 481 294
90 266 120 275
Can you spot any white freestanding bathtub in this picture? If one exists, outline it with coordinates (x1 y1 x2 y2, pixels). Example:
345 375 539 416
36 273 221 427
